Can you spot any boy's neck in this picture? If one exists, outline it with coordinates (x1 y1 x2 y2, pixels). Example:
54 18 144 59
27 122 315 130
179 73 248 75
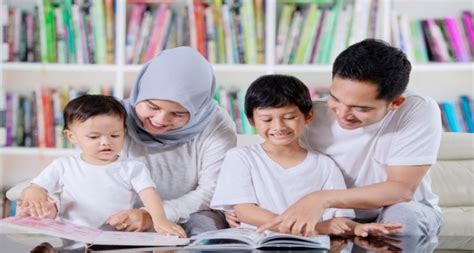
261 141 308 169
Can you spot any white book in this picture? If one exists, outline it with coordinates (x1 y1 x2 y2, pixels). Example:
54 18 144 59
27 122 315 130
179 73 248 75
186 228 329 250
0 216 189 247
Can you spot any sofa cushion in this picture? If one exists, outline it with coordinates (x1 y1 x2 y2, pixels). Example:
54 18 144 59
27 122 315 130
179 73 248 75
439 207 474 236
431 160 474 207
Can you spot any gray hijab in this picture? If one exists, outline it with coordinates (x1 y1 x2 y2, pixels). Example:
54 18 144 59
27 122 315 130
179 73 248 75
123 47 218 150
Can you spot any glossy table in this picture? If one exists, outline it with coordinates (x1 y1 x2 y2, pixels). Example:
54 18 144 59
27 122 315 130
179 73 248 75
1 232 472 253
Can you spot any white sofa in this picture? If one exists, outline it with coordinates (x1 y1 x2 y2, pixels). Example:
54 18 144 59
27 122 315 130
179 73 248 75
6 133 474 238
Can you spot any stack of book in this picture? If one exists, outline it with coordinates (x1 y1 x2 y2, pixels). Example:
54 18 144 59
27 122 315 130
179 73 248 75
2 0 115 64
125 0 265 64
275 0 473 64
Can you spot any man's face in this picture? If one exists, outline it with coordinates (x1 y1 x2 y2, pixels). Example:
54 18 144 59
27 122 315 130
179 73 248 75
327 76 404 130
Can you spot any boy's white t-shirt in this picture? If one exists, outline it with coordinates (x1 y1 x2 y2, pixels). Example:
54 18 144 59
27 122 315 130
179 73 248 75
301 92 442 219
31 154 156 228
211 144 354 228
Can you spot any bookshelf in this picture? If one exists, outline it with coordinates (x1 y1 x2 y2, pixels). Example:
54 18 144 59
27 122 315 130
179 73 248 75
1 0 473 191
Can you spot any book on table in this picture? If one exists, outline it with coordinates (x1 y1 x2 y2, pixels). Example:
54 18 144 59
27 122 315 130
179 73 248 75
0 216 189 247
186 227 330 250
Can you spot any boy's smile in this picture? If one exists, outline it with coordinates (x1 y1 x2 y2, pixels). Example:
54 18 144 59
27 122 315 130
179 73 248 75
251 105 313 150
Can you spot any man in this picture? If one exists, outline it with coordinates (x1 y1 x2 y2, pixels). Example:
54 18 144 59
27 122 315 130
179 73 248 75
256 39 443 236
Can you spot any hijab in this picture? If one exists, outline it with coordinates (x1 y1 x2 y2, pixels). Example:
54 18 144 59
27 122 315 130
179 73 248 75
123 47 218 150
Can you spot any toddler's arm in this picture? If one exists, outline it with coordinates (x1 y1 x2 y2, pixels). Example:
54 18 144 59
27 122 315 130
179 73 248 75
233 204 279 231
138 187 186 238
19 184 57 219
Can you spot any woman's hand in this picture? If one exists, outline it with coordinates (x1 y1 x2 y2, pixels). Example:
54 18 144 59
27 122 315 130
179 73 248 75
224 211 241 228
107 209 153 232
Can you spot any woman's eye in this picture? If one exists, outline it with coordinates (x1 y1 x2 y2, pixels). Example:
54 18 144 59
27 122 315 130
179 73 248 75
111 134 121 138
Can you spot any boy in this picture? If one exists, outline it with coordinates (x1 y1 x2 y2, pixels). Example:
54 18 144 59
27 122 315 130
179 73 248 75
259 39 443 236
19 95 186 238
211 75 402 237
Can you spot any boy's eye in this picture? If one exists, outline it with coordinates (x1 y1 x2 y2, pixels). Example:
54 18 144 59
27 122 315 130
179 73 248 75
284 116 296 120
261 119 271 122
88 136 99 139
356 108 371 112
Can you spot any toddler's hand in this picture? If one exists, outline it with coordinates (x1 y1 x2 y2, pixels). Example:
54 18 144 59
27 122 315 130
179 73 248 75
20 185 57 218
153 219 186 238
354 223 403 237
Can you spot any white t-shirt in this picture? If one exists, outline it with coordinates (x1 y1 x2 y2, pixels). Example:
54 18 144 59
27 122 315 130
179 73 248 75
301 92 442 219
211 144 354 228
31 154 156 229
122 107 237 223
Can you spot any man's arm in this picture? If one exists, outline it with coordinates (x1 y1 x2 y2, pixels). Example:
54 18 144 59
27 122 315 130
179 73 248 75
258 164 430 235
323 164 430 209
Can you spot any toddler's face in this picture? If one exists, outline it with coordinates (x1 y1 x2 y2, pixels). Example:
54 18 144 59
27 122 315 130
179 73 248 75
251 105 313 147
64 115 125 165
134 99 190 134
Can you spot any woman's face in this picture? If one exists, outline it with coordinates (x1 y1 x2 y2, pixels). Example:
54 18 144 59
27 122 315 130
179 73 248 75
135 99 190 134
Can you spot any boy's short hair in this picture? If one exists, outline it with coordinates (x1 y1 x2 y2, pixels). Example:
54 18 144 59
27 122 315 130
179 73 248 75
332 39 411 101
245 74 313 119
63 95 127 130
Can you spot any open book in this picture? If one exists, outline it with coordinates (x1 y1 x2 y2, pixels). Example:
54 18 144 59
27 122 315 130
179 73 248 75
0 216 189 247
186 228 330 250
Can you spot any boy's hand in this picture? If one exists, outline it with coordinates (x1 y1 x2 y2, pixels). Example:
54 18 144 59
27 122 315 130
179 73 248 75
354 223 403 237
153 218 187 238
316 217 351 236
224 211 241 228
20 185 57 218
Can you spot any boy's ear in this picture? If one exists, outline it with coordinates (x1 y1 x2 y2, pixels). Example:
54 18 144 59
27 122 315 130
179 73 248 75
248 117 256 127
63 129 77 144
305 110 314 124
389 96 406 110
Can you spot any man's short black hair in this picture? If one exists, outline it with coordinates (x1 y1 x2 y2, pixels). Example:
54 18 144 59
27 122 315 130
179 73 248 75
332 39 411 101
63 94 127 130
245 74 313 119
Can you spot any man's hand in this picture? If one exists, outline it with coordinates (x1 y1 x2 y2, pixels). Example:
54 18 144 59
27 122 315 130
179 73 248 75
224 211 241 228
107 209 153 232
354 223 403 237
20 185 57 218
258 192 327 236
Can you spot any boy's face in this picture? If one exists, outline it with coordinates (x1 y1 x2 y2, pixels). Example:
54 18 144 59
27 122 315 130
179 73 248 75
64 115 125 165
250 105 313 147
134 99 190 134
327 76 405 129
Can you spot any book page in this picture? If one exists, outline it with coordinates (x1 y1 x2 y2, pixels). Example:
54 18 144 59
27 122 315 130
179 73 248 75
94 231 189 246
0 216 100 243
261 231 330 249
190 228 264 247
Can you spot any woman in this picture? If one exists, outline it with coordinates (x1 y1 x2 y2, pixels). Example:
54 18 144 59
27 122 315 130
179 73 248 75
107 47 237 236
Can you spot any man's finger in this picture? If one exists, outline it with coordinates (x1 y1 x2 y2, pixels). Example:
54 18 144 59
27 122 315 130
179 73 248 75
257 216 283 232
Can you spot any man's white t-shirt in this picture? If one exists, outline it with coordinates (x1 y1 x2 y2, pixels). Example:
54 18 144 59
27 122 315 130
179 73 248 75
31 154 156 228
211 144 354 228
301 92 442 219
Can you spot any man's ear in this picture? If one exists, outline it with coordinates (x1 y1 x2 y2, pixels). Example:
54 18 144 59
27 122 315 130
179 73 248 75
389 96 406 110
63 129 77 144
305 110 314 124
